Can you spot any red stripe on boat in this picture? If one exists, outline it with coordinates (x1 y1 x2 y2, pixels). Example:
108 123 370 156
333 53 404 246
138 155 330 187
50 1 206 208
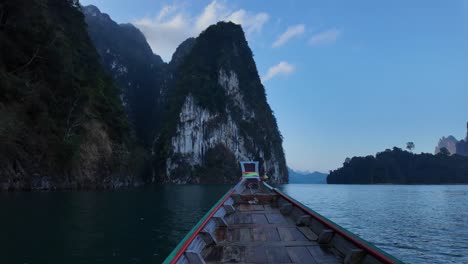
170 188 236 264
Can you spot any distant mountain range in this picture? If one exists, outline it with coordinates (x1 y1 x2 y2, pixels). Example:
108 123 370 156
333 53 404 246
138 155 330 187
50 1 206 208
287 168 328 184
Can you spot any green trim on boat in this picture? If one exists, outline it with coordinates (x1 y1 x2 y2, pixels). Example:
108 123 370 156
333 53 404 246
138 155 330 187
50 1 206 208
243 172 259 177
162 188 233 263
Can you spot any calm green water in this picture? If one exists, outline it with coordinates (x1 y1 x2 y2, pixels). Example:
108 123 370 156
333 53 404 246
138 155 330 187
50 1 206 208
1 185 230 264
1 184 467 263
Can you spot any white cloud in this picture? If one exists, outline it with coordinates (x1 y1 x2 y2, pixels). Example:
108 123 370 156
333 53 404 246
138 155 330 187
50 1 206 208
195 1 225 33
308 28 341 46
227 10 269 35
272 24 305 48
134 13 191 62
156 5 178 22
262 61 295 82
133 0 269 62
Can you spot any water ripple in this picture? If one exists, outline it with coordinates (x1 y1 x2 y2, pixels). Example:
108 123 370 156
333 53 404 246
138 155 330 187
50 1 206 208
279 184 468 264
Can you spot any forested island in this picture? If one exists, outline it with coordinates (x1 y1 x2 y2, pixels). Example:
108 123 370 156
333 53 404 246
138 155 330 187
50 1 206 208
327 147 468 184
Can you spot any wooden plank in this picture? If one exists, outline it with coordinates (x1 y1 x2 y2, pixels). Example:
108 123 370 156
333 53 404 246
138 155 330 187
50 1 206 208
185 251 205 264
203 246 223 262
252 227 267 241
332 234 359 256
265 227 281 241
291 228 308 241
224 204 236 214
251 213 268 224
344 249 366 264
287 246 317 264
202 219 218 243
177 254 189 264
227 228 240 241
221 223 299 229
278 227 307 241
318 229 334 244
295 215 312 226
297 226 318 241
215 227 227 241
362 254 381 264
225 214 238 225
187 235 206 252
244 245 268 263
266 246 292 263
239 204 252 211
221 246 244 263
239 213 253 224
239 228 252 241
217 240 317 247
214 206 227 218
278 227 294 241
280 204 293 215
252 205 264 211
266 213 288 224
307 246 341 263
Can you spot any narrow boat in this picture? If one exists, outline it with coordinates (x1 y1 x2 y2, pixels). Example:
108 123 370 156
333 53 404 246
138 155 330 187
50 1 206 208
164 161 402 264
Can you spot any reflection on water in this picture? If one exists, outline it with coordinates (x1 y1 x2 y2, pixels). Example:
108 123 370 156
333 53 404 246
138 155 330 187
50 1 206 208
0 185 230 264
278 184 468 263
1 184 467 263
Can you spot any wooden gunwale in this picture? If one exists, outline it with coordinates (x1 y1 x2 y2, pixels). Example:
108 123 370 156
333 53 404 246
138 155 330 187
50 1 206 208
164 180 402 264
271 186 402 264
163 188 236 264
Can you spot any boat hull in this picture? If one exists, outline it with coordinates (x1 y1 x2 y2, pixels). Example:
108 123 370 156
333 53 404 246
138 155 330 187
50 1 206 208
164 180 402 264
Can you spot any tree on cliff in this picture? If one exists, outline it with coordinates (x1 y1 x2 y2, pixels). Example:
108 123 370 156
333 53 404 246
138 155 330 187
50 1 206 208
438 147 450 156
406 142 415 152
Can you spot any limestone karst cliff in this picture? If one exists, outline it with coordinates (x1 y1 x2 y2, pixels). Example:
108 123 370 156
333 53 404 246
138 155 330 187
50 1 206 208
435 122 468 156
83 7 288 184
154 22 288 184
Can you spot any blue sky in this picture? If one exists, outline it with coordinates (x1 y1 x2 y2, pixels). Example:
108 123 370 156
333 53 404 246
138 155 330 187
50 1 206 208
81 0 467 172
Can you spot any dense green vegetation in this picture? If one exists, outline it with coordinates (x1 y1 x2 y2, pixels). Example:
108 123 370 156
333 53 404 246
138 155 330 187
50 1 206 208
327 147 468 184
0 0 138 189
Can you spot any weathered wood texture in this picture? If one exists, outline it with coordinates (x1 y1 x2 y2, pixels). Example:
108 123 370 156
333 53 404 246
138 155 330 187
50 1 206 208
176 180 396 264
200 193 343 263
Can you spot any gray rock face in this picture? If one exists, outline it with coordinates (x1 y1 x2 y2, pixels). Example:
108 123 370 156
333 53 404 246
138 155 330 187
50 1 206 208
435 136 459 155
169 38 196 70
84 5 167 146
155 22 288 184
435 122 468 156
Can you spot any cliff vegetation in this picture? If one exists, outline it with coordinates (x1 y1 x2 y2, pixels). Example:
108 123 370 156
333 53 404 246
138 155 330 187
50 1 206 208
0 0 142 190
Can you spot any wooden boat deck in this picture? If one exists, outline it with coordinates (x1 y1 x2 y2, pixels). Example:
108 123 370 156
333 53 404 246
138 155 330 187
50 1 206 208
204 202 342 263
166 176 400 264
